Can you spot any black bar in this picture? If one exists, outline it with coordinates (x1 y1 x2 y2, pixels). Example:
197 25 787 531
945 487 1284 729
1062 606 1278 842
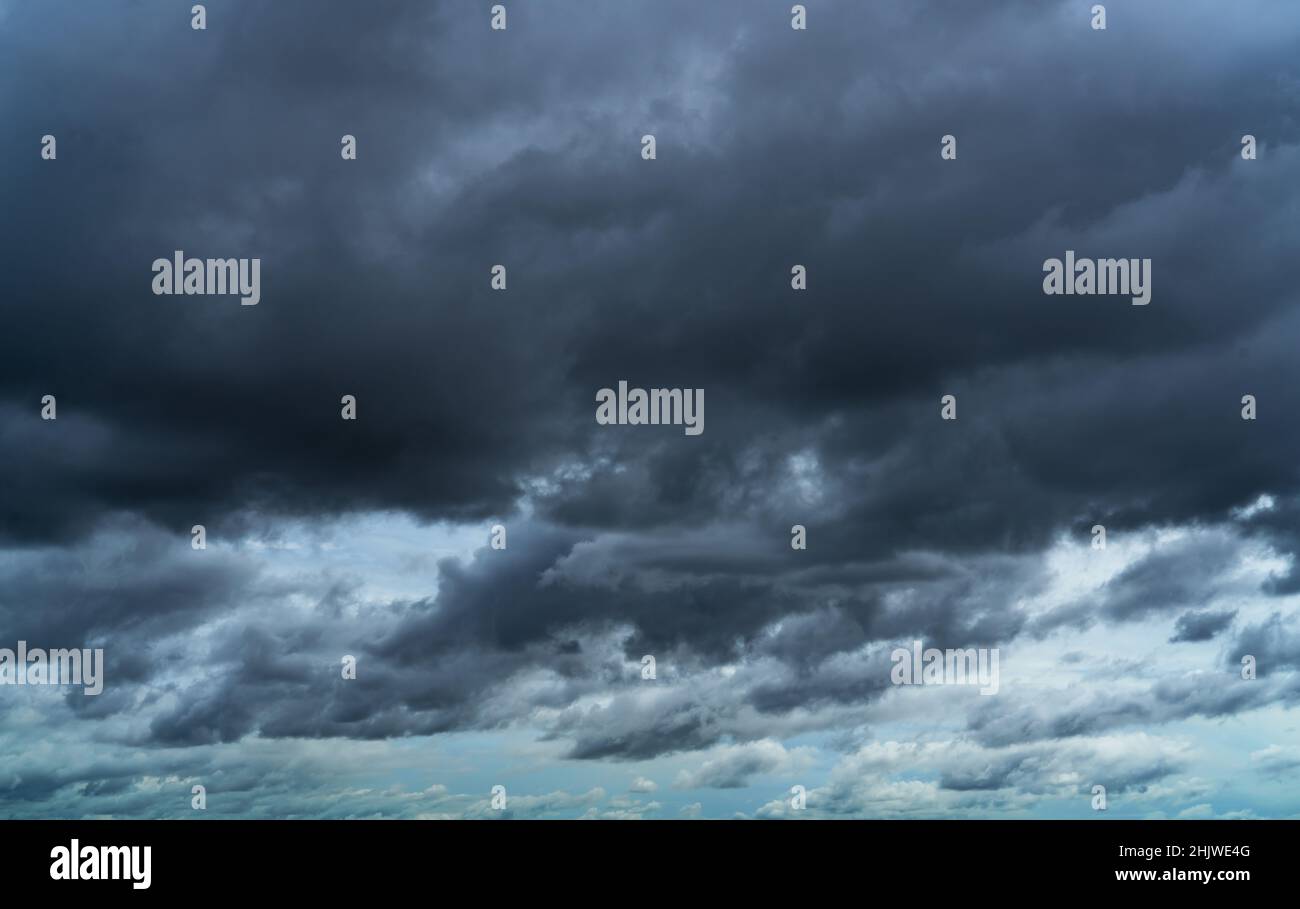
2 819 1284 895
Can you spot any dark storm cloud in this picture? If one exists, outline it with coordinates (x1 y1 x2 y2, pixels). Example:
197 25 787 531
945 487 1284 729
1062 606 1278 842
1226 612 1300 676
1170 608 1235 643
4 0 1300 552
1032 530 1245 634
966 670 1300 748
4 0 1300 795
0 516 265 645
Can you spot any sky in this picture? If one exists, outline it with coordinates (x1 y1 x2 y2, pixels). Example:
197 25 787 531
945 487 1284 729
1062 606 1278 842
2 0 1300 819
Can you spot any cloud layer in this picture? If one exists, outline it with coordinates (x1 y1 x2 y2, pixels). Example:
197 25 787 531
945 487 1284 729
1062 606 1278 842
2 0 1300 819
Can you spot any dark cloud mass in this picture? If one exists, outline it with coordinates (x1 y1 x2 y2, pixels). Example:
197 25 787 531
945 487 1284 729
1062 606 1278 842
2 0 1300 819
